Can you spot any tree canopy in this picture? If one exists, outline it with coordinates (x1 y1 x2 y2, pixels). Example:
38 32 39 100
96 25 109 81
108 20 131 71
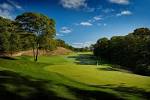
15 12 56 61
94 28 150 76
0 13 77 61
0 13 57 61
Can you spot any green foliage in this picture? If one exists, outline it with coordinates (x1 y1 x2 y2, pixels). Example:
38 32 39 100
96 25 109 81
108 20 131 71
15 12 56 61
0 17 21 52
94 28 150 76
0 32 9 51
0 13 57 60
0 16 12 32
15 12 55 38
56 39 74 50
56 39 92 52
9 33 21 52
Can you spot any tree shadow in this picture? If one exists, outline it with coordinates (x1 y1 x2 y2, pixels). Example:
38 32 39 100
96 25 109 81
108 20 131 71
0 56 16 60
97 66 131 73
68 53 131 73
0 70 67 100
0 70 124 100
97 67 119 71
64 85 124 100
113 86 150 99
68 54 106 65
0 70 149 100
90 84 150 100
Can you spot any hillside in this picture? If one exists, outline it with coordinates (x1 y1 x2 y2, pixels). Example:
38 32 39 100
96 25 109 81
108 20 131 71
0 52 150 100
0 47 73 57
47 47 73 55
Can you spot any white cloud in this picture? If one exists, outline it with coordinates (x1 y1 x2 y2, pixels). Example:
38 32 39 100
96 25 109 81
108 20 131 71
76 15 102 27
0 3 14 19
97 23 107 27
116 10 132 16
72 41 94 48
73 43 83 45
87 15 103 23
7 0 22 10
80 22 92 26
93 16 102 21
0 9 13 19
60 0 87 9
60 27 72 33
72 42 83 48
0 3 13 10
0 1 22 19
109 0 129 5
56 33 64 37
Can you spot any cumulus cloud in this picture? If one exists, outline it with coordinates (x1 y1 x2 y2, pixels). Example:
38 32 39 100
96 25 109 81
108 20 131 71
60 27 72 33
0 1 22 19
116 10 132 16
93 16 102 21
0 3 14 19
60 0 87 9
7 0 22 10
80 22 92 26
109 0 129 5
0 3 13 10
76 15 102 27
0 9 12 19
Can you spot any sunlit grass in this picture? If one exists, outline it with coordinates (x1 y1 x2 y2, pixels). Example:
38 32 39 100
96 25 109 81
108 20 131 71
45 64 150 91
0 52 150 100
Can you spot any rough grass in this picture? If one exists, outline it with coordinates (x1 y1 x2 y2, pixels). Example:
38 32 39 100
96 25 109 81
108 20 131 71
0 52 150 100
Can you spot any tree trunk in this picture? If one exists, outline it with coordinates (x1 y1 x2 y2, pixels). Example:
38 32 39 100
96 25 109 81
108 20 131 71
10 45 13 56
35 43 39 62
32 43 36 61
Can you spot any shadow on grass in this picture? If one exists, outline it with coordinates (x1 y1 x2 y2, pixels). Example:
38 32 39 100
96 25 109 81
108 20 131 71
97 67 119 71
96 84 150 100
0 70 125 100
113 86 150 100
0 70 67 100
64 85 124 100
68 54 131 73
0 70 126 100
68 54 106 65
0 70 149 100
0 56 16 60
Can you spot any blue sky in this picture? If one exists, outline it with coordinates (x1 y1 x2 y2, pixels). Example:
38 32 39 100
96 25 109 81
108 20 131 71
0 0 150 47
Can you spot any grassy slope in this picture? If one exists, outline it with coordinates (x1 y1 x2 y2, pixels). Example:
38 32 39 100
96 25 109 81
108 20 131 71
0 52 150 100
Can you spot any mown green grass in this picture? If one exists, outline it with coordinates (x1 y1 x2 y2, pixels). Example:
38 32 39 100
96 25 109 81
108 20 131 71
45 65 150 90
0 52 150 100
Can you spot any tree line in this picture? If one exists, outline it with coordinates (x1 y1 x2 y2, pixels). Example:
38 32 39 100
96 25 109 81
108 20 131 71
94 28 150 76
56 39 92 52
